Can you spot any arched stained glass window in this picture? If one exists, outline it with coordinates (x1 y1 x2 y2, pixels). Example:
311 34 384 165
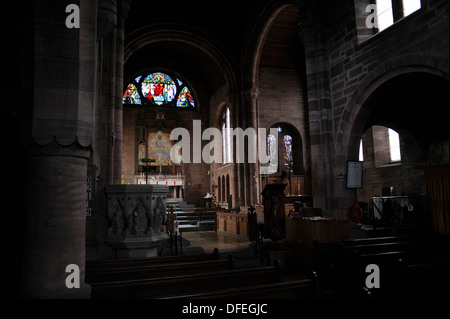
123 83 141 104
284 135 293 166
267 134 277 165
122 71 196 108
265 134 278 174
141 73 176 105
177 86 195 107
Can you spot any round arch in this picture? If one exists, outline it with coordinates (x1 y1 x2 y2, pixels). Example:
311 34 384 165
124 23 237 96
337 58 449 162
267 121 305 176
240 1 302 89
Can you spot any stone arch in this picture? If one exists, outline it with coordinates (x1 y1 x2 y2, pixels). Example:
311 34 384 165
241 1 303 89
124 23 237 98
329 59 449 219
337 57 449 163
267 121 307 176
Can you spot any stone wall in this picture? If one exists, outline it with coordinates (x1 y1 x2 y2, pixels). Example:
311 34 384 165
302 0 449 217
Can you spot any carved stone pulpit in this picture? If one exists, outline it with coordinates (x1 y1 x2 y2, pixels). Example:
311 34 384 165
261 183 287 242
104 184 169 258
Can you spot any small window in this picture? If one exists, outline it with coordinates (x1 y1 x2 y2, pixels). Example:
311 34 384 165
388 128 401 162
402 0 421 16
377 0 394 31
222 107 231 164
359 139 364 162
356 0 422 43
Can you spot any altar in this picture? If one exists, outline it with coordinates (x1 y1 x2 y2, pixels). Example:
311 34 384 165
136 175 184 199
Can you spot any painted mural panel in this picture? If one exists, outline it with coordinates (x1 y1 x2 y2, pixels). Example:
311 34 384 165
147 131 174 166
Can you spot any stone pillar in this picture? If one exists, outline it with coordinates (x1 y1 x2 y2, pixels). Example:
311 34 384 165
228 93 243 208
96 0 130 258
113 0 130 183
21 0 97 298
298 4 337 217
98 0 118 186
23 143 91 298
242 88 261 206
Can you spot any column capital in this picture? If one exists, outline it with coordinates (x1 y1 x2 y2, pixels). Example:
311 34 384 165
241 88 260 101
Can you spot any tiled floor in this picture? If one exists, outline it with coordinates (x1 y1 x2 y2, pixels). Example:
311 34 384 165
182 230 253 253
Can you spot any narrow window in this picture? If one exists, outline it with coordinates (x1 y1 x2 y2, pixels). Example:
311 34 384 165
284 135 293 167
226 108 231 163
402 0 421 16
377 0 394 31
222 122 227 164
359 139 364 162
221 107 231 164
388 128 401 162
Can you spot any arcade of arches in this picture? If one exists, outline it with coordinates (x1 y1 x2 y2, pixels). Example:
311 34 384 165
6 0 449 298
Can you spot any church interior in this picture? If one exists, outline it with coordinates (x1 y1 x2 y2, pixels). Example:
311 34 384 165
5 0 449 300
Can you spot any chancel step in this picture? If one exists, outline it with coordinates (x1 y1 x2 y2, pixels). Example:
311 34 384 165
167 200 216 232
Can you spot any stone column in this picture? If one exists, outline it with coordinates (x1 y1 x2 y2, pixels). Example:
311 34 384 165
23 143 91 298
228 93 243 208
113 0 130 183
96 0 130 258
98 0 118 186
298 4 337 217
242 88 261 206
22 0 97 298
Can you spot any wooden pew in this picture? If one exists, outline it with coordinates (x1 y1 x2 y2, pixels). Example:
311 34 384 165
86 250 220 272
396 259 450 299
313 236 414 289
91 265 282 299
87 257 234 284
163 279 317 299
342 240 450 298
314 235 449 298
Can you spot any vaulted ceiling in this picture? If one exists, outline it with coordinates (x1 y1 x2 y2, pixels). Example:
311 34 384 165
124 0 306 97
259 5 305 71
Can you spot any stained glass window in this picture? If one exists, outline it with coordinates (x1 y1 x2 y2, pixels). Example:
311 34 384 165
267 134 277 165
177 86 195 107
265 134 278 174
122 71 196 108
284 135 293 166
141 73 177 106
123 83 141 104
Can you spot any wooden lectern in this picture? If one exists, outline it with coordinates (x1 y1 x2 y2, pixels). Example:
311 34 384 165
261 183 287 241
